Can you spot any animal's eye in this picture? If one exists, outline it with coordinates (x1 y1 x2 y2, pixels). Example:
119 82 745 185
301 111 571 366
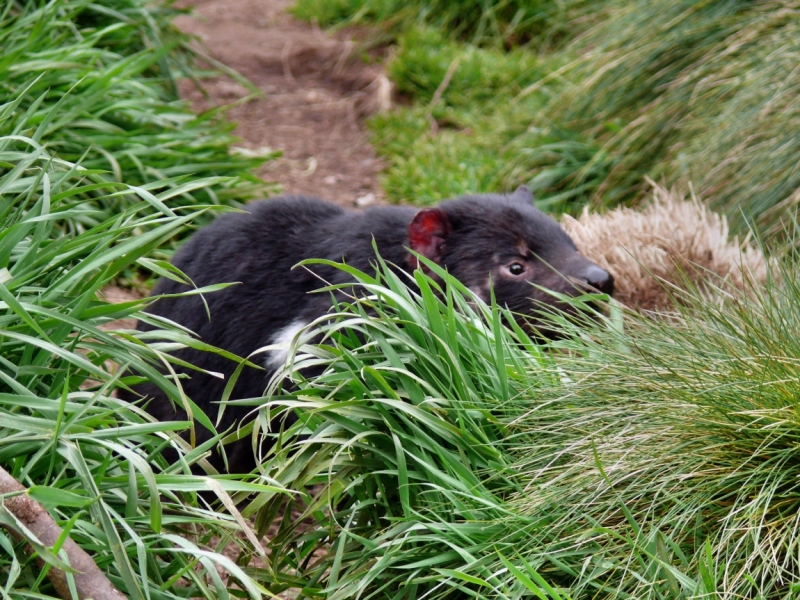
507 262 526 276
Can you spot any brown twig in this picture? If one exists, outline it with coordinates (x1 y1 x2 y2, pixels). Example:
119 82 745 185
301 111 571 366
0 465 126 600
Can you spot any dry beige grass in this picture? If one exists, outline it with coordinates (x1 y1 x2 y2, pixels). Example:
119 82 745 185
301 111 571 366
562 183 770 311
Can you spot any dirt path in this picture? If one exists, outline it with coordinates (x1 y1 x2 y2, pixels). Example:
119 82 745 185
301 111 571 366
174 0 389 206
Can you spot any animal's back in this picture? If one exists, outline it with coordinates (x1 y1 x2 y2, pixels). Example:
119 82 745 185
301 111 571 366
145 196 344 341
128 197 349 470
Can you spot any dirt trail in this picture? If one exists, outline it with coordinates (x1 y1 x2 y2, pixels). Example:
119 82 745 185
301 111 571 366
175 0 389 206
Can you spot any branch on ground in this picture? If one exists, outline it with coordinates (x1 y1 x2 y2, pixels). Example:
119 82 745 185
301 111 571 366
0 465 126 600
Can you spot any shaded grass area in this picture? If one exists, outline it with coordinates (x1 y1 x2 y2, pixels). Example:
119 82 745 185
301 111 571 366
258 254 800 598
292 0 597 48
527 0 800 233
295 0 800 233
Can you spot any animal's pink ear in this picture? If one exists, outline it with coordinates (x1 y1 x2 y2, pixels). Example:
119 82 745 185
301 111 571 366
408 208 452 266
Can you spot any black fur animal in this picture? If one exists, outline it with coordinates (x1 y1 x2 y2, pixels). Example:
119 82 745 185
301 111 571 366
124 187 612 472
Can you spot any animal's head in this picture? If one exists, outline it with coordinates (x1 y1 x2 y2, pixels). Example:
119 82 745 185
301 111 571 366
406 186 613 330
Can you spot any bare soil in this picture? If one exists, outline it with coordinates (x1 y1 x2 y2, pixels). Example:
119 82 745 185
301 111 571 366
174 0 390 206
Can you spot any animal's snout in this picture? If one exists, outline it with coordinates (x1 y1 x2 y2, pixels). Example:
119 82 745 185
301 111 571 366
581 264 614 295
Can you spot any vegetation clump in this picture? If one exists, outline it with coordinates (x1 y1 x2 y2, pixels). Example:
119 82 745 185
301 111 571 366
260 253 799 598
562 183 770 311
1 0 271 221
0 120 278 600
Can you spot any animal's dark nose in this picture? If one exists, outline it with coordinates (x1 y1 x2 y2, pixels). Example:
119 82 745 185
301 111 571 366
583 265 614 295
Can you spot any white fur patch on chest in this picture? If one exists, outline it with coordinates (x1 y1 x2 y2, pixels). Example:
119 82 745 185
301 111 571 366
264 319 309 369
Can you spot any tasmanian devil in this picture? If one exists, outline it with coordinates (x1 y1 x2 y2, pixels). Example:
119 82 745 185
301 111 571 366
122 186 612 473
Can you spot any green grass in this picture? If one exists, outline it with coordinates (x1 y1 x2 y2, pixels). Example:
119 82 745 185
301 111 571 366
251 246 800 598
0 1 284 596
292 0 597 47
256 256 559 598
516 0 800 232
0 122 282 599
371 108 512 202
295 0 800 233
498 264 800 597
5 0 799 596
1 0 274 223
369 27 556 204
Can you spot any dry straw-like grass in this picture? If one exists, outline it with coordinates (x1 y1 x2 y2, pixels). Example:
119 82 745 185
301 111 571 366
562 182 770 311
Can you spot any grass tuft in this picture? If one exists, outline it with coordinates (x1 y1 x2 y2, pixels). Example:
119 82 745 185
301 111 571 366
1 0 274 223
0 1 280 596
253 238 800 598
0 123 281 598
516 0 800 232
255 257 594 598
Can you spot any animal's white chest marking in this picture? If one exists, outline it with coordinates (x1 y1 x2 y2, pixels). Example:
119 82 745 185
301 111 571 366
265 319 309 369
